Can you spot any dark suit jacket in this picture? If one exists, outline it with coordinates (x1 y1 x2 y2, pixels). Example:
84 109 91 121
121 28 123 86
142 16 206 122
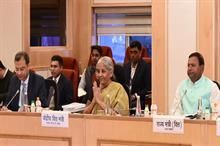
48 74 73 110
80 66 95 104
5 71 47 111
0 70 13 103
124 59 151 109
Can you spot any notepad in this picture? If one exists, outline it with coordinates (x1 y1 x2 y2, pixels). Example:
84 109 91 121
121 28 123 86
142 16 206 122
78 88 87 97
62 102 86 113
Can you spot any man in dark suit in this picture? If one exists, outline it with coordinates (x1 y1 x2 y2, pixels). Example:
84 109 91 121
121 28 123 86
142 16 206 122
0 60 13 104
48 55 73 110
4 51 47 111
124 41 151 110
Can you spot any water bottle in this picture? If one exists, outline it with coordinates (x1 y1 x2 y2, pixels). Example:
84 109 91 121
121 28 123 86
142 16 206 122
151 104 158 116
144 105 149 117
135 94 141 116
30 100 36 112
35 97 42 113
105 97 111 115
204 106 210 120
197 97 203 119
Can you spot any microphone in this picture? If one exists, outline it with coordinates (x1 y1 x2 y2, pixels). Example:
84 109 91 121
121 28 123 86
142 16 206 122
172 89 187 115
6 90 19 108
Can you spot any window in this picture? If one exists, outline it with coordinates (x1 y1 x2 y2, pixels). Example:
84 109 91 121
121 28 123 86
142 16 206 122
95 6 152 63
98 35 126 63
30 0 66 46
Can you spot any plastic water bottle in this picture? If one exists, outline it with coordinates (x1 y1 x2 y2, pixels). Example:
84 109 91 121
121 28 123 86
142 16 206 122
35 97 42 113
151 104 158 116
197 97 203 119
204 107 210 120
144 105 149 117
30 100 36 112
135 94 141 116
104 97 111 115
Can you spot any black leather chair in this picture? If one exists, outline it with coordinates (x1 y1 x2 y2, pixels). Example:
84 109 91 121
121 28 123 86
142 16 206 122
213 81 220 90
45 79 59 110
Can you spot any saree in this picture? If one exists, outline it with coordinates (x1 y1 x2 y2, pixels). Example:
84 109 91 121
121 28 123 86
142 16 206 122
92 81 129 115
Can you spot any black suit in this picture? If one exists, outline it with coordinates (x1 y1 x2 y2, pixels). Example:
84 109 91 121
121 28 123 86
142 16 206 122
48 74 73 110
124 59 151 109
0 70 13 103
5 71 47 111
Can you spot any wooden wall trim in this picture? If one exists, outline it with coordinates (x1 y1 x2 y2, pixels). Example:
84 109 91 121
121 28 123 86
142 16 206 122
215 0 220 81
22 0 30 52
152 0 168 113
197 0 215 79
22 0 73 68
97 139 191 146
92 0 151 7
91 3 151 7
0 134 72 146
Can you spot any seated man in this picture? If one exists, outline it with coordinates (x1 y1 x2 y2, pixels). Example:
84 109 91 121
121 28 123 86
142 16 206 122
124 41 151 110
0 60 13 104
48 55 73 110
4 51 47 111
171 52 220 115
78 45 102 104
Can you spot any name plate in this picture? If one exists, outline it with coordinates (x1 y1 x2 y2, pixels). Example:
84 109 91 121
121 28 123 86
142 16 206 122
217 118 220 136
41 111 69 128
153 115 184 134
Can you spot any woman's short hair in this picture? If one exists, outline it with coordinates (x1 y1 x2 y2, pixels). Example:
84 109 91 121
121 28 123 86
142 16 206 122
97 56 114 73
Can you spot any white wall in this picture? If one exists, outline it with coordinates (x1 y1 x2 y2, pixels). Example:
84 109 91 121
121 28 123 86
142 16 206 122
167 0 197 112
0 0 23 70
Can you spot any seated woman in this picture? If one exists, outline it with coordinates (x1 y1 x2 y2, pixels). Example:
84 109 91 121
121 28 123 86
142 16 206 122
83 56 129 116
78 45 102 104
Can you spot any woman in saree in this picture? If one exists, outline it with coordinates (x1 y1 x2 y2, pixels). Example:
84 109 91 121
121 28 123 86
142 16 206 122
83 56 129 116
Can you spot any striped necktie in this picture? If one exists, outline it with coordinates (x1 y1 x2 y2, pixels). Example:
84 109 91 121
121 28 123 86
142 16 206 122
20 82 28 106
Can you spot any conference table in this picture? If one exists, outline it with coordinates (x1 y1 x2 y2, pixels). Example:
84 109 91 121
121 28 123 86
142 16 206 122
0 112 219 146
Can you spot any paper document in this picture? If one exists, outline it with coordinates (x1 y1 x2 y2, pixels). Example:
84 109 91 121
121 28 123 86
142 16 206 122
62 102 86 113
78 88 87 97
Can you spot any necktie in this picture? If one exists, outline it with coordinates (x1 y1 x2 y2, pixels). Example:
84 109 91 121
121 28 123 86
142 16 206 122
20 82 28 106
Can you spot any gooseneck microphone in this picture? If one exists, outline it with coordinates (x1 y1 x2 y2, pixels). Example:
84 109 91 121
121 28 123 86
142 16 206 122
172 90 187 115
6 90 19 108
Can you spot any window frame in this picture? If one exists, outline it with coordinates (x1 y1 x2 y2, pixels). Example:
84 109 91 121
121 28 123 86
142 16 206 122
22 0 73 56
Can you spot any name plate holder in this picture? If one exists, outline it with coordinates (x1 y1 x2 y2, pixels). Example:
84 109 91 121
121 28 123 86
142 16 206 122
41 111 69 128
153 115 184 134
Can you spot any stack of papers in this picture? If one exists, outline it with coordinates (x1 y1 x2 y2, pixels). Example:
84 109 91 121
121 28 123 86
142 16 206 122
78 88 87 97
62 102 86 113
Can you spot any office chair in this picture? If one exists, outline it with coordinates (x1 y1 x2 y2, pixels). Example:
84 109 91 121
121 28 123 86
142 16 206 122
62 56 79 78
62 69 78 102
101 46 113 57
213 81 220 90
